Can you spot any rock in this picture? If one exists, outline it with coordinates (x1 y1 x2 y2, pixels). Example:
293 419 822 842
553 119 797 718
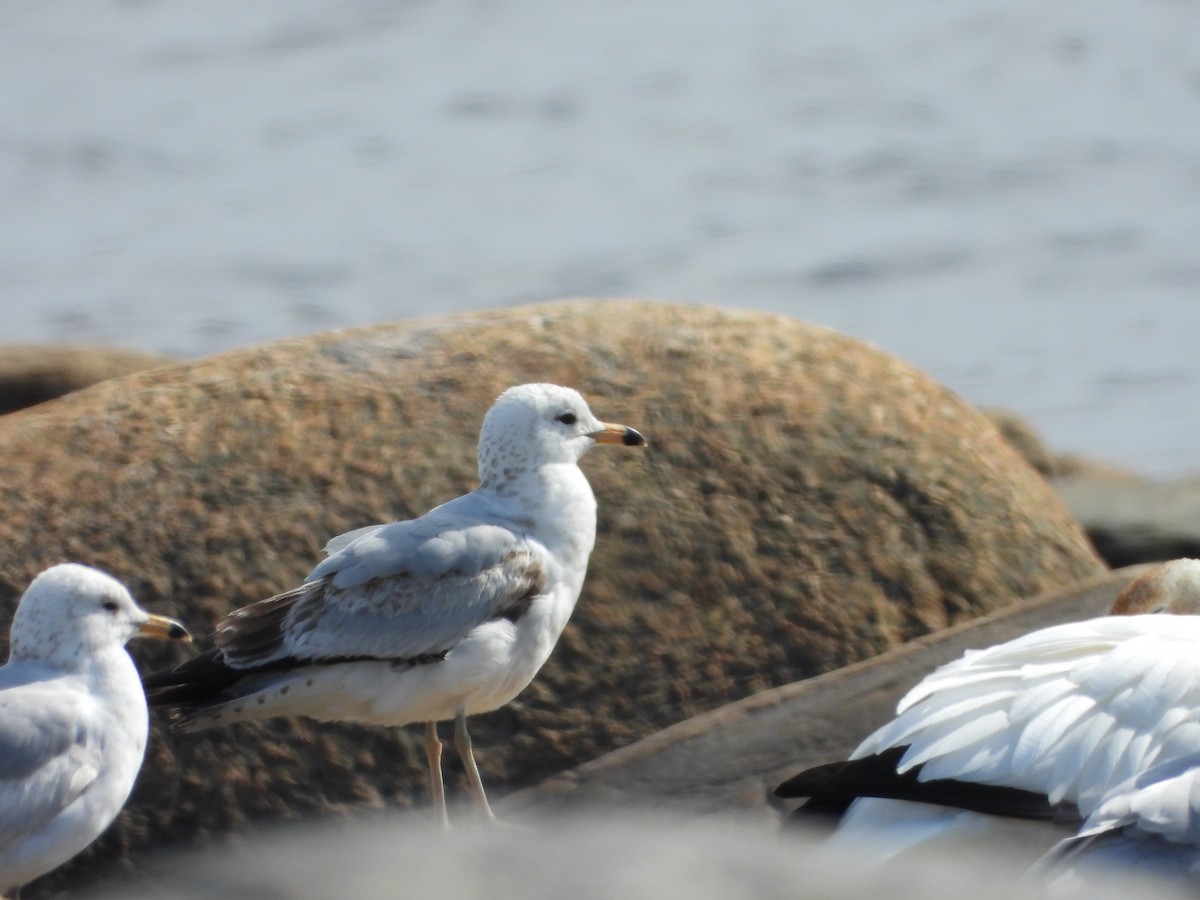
1049 474 1200 568
0 300 1103 894
0 345 176 415
982 407 1134 480
982 407 1200 568
85 809 1187 900
982 408 1065 478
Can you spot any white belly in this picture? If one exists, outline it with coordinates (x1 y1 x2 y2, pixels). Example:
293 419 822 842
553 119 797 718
201 591 572 728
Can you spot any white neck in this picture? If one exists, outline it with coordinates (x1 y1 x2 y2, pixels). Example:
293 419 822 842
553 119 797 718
480 463 597 564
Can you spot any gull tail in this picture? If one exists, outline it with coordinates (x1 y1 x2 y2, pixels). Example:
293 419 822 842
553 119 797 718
142 648 268 731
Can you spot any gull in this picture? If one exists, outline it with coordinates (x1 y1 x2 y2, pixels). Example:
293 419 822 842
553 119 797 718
776 559 1200 878
0 563 190 898
144 383 646 825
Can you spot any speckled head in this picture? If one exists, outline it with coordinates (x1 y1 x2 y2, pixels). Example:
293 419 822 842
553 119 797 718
8 563 190 667
477 383 645 489
1110 558 1200 615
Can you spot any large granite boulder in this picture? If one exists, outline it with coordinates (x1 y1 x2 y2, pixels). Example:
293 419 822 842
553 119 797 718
0 300 1103 894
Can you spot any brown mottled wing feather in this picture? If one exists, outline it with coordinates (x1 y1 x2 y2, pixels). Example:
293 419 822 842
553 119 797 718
213 588 305 662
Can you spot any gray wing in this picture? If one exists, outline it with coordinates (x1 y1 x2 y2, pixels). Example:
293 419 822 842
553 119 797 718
215 508 549 669
0 679 102 850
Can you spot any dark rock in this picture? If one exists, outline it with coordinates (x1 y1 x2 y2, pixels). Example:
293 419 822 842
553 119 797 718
0 345 176 415
1049 474 1200 568
982 407 1200 568
0 300 1103 894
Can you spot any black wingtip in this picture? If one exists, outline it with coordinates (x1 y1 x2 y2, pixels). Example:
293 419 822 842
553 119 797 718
142 647 243 708
776 747 1066 826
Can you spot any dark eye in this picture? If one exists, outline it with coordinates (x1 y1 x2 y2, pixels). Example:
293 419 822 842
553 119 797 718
555 412 577 425
102 601 119 613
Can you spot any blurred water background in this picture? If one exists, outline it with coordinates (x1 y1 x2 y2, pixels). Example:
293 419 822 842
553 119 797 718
1 0 1198 475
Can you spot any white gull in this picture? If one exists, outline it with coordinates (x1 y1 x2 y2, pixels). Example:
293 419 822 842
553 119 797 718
776 558 1200 884
0 563 189 897
144 383 645 825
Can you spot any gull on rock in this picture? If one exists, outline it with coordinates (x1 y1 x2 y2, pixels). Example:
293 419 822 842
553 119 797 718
0 564 189 897
776 558 1200 885
144 383 646 825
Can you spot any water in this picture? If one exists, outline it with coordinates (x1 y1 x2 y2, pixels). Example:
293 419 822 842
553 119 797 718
1 0 1198 475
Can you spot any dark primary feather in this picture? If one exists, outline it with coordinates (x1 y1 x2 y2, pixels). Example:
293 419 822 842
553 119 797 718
141 647 254 707
777 747 1072 826
141 582 337 709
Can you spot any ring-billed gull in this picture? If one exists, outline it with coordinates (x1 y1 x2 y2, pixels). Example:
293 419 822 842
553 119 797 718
0 563 190 897
776 558 1200 882
144 383 646 825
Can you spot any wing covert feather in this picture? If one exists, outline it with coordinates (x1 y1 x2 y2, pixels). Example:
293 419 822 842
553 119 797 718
0 684 101 849
1079 755 1200 845
853 616 1200 814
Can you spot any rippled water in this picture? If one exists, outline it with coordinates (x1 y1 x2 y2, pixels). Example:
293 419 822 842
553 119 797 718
1 0 1198 474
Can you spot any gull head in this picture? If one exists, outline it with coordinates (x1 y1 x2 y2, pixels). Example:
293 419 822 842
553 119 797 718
1110 557 1200 615
8 563 190 667
477 383 645 488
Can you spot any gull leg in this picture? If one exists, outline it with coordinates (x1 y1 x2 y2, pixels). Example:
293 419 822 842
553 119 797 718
424 720 449 829
454 710 496 822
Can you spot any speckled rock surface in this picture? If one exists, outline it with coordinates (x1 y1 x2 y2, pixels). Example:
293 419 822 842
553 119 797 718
0 344 176 414
0 300 1103 895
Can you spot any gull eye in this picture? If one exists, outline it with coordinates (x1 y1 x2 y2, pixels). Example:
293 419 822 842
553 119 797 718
555 412 577 425
102 601 119 613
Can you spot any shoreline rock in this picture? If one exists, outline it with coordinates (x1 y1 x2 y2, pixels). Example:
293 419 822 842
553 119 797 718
0 300 1102 894
984 408 1200 567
